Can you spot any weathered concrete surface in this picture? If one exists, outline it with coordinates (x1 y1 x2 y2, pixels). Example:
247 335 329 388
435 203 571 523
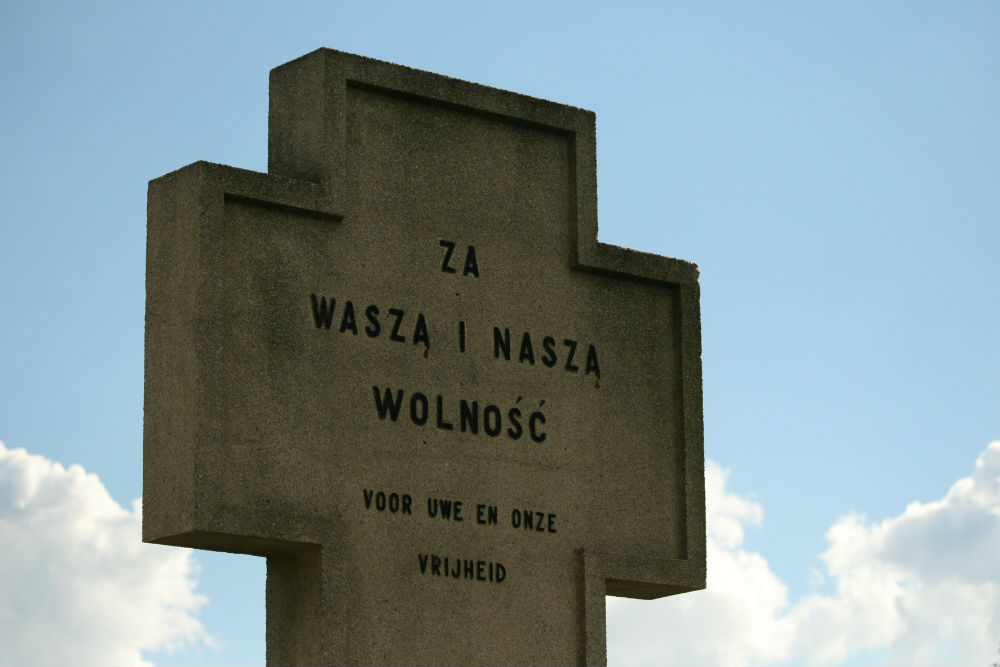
144 48 705 666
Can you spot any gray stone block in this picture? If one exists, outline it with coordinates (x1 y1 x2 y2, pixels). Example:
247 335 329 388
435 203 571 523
144 48 705 666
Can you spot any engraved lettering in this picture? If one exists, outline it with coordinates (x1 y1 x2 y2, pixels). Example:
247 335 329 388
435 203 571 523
463 245 480 277
435 394 453 430
310 295 430 354
389 308 406 343
364 304 380 337
427 497 464 521
476 504 499 525
530 402 547 443
310 294 335 329
373 386 404 421
507 402 523 440
564 339 579 372
339 300 357 334
518 332 535 365
493 327 510 360
510 508 557 534
412 313 430 356
585 344 600 380
373 387 547 443
359 491 414 514
410 392 429 425
439 240 457 273
460 399 479 434
440 241 479 278
489 326 598 384
483 405 501 437
541 336 557 367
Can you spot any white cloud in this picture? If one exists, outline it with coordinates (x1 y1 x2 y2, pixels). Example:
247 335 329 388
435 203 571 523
607 442 1000 667
0 441 209 666
4 438 998 666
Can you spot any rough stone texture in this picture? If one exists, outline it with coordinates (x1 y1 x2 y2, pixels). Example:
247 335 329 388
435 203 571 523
144 48 705 666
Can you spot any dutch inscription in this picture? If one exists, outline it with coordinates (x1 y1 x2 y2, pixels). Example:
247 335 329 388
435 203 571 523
418 555 506 583
361 486 559 585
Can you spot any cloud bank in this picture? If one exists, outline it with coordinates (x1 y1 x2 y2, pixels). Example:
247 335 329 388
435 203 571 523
607 442 1000 666
3 439 997 665
0 441 208 666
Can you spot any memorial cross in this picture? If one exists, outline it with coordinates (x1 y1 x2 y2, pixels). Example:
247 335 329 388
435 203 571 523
143 48 705 666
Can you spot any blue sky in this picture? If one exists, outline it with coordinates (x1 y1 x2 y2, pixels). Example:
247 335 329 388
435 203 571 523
2 2 998 665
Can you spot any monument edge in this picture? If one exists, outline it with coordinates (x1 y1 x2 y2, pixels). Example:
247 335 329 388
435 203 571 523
143 164 210 543
144 161 343 551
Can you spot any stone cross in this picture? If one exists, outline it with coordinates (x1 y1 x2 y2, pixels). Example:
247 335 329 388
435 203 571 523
143 48 705 666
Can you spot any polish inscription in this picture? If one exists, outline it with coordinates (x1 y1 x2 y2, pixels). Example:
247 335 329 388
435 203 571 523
439 240 480 277
307 295 601 381
315 240 586 585
371 387 548 443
